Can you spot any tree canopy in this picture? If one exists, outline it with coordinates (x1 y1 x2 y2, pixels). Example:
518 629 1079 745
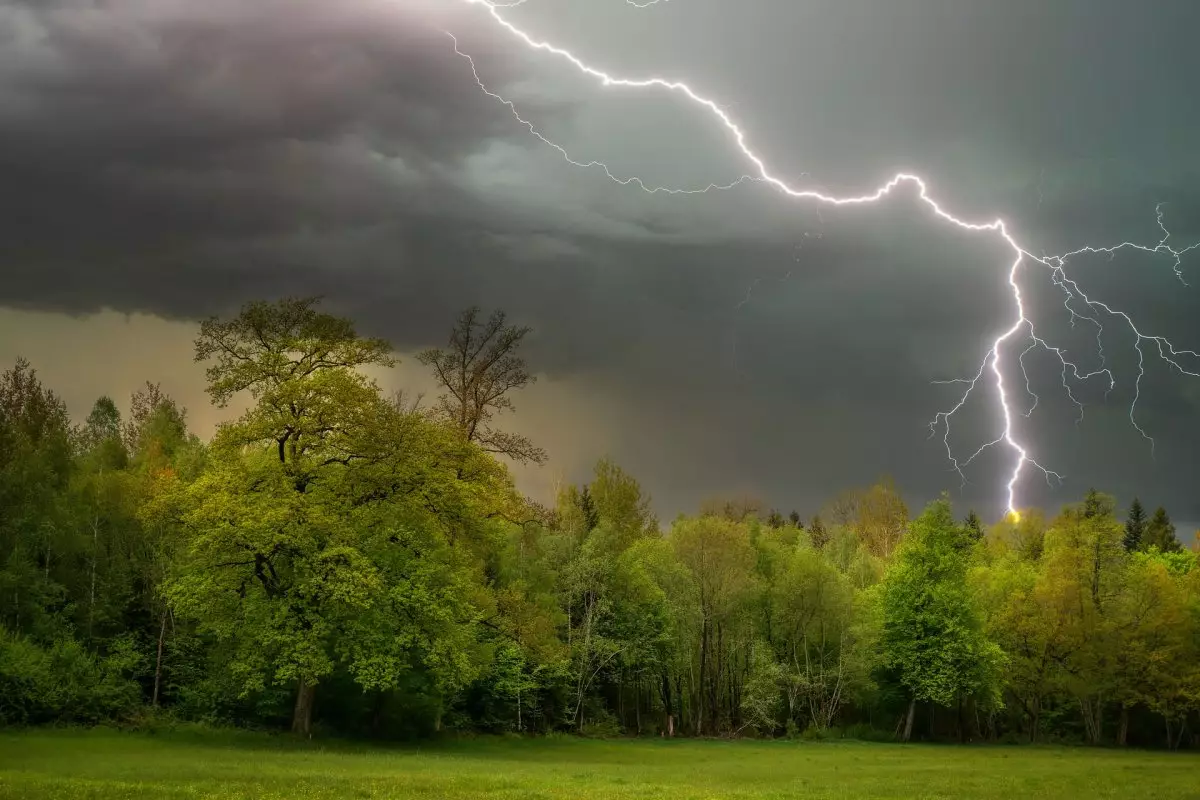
1 298 1198 749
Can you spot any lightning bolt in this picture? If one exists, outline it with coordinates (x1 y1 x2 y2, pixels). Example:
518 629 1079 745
452 0 1200 517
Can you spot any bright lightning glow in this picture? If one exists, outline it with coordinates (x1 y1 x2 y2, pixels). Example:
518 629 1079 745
453 0 1200 516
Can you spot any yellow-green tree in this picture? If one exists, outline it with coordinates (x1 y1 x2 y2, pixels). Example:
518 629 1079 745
878 498 1004 741
169 298 496 734
671 516 757 734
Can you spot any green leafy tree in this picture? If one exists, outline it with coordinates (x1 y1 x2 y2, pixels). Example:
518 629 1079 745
193 296 395 472
1144 507 1181 553
124 382 189 463
587 458 658 548
82 397 126 468
488 642 542 731
1040 499 1127 743
979 553 1067 741
608 539 683 734
983 498 1124 745
772 544 874 731
878 497 1005 741
551 462 660 732
1082 488 1108 518
0 359 74 638
1109 552 1194 746
991 508 1049 561
808 515 829 549
577 485 599 531
671 515 756 734
964 510 984 542
823 479 908 558
172 298 487 735
739 640 784 735
14 297 1200 746
560 531 621 731
618 537 698 736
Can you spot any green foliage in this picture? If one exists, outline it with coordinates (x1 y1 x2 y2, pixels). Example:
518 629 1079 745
174 298 509 734
194 296 395 410
0 630 143 725
878 498 1005 712
1143 507 1181 553
740 640 784 734
1124 498 1146 552
2 301 1200 751
1081 488 1115 520
964 510 984 542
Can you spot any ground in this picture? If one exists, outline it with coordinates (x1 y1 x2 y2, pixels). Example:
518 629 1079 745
0 729 1196 799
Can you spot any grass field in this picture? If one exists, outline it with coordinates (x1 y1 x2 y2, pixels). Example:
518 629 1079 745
1 729 1197 799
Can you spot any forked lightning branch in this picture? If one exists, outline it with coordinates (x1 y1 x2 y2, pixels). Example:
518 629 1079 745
452 0 1200 517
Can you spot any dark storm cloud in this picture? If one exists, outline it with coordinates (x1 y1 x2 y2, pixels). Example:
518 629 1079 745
2 0 1200 523
0 1 514 163
0 0 585 315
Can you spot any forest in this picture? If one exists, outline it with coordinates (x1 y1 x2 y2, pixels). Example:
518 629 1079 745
2 297 1198 750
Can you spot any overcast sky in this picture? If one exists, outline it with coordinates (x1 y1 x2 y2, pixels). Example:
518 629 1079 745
2 0 1199 525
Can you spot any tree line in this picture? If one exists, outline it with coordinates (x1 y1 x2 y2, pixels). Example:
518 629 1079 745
1 298 1198 749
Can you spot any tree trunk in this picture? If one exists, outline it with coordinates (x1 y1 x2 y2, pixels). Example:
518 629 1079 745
1079 697 1103 745
292 680 315 736
635 680 641 735
903 699 916 742
698 618 709 735
371 691 385 738
618 674 625 730
89 516 99 640
152 609 168 707
713 623 724 733
1118 706 1129 746
660 672 674 737
1171 718 1187 751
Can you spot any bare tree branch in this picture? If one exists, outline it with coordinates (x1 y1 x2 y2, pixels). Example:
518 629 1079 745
418 306 546 465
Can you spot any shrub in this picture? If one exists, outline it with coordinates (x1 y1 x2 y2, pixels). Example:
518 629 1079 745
800 725 830 741
0 629 143 725
839 723 894 742
578 711 622 739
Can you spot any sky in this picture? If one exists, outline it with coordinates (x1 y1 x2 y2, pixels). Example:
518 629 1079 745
2 0 1199 526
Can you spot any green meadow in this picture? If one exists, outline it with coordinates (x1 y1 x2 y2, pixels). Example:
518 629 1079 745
1 729 1196 799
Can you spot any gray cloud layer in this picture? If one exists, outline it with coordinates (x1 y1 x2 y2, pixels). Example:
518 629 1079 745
2 0 1200 522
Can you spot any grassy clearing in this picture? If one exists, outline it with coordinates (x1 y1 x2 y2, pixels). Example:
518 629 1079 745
0 728 1196 799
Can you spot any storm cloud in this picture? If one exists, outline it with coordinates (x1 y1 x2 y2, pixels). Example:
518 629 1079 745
2 0 1200 523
